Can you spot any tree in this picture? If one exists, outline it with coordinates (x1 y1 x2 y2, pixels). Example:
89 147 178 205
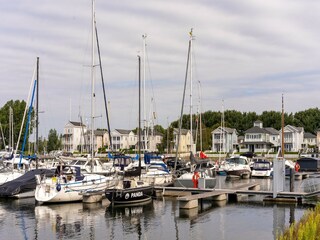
0 100 34 150
47 129 60 152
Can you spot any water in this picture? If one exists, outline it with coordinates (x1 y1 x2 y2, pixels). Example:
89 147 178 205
0 176 315 240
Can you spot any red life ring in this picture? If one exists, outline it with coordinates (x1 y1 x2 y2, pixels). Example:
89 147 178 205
295 163 300 172
192 171 200 188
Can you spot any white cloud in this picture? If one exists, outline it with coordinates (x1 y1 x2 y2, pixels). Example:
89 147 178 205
1 0 320 137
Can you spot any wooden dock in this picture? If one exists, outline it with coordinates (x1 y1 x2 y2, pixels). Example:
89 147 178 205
154 182 319 210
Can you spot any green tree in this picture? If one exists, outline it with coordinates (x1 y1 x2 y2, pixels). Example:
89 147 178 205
0 100 34 150
47 129 60 152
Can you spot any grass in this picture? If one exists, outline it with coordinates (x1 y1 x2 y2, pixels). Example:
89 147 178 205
278 203 320 240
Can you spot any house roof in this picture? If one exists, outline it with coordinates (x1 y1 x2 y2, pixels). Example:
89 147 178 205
211 126 236 134
68 121 86 127
304 132 316 138
245 126 269 134
115 129 132 135
264 127 279 135
173 128 191 135
284 125 303 133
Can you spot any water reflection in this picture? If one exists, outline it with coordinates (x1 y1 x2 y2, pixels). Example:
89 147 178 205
105 200 154 240
0 176 315 240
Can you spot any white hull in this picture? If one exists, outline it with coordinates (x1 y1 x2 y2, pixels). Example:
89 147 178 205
140 174 173 186
251 170 273 177
35 174 116 203
0 171 24 185
173 172 216 189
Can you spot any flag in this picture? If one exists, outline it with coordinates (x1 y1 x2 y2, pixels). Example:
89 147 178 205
200 151 208 159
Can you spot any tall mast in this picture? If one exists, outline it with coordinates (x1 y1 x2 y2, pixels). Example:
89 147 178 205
198 80 202 151
281 94 284 157
36 56 39 168
142 34 147 152
189 28 193 153
90 0 96 170
138 55 141 179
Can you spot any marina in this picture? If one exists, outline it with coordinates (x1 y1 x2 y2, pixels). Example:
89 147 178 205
0 175 317 240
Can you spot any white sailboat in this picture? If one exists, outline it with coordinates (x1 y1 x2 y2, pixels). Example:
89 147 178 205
173 29 216 189
35 0 115 203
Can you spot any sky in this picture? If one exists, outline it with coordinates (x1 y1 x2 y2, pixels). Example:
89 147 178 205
1 0 320 138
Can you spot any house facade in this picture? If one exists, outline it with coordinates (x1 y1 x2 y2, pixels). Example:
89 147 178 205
301 132 316 151
83 129 110 153
280 125 304 152
140 129 163 152
111 129 137 152
173 128 195 153
241 120 279 154
61 121 86 153
211 126 238 153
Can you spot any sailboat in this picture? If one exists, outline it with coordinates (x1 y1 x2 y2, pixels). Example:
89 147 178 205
35 0 114 204
173 29 216 189
105 56 153 205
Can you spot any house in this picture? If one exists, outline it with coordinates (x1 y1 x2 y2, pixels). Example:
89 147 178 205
83 129 110 153
302 132 316 151
61 121 86 153
211 126 238 153
172 128 195 153
280 125 304 152
140 129 163 152
241 120 279 154
111 129 137 152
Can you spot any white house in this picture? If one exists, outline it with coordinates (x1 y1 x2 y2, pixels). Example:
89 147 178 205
280 125 304 152
211 126 238 153
111 129 137 152
241 120 279 153
302 132 316 151
61 121 86 153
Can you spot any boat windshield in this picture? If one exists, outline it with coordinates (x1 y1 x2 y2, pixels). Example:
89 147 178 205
253 162 271 170
226 157 247 165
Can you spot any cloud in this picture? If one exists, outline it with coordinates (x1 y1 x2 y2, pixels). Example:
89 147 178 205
1 0 320 138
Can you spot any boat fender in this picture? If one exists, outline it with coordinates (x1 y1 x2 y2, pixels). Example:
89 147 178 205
192 171 200 188
56 183 61 192
295 162 300 172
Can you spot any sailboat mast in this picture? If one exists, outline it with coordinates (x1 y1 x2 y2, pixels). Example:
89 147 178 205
189 29 193 153
36 56 39 168
174 30 191 173
90 0 96 169
281 94 284 157
138 55 141 179
142 34 147 152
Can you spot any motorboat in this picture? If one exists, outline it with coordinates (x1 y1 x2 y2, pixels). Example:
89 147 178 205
35 165 117 204
222 156 251 179
251 160 273 178
173 152 216 189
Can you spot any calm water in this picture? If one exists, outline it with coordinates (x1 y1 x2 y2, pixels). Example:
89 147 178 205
0 176 315 240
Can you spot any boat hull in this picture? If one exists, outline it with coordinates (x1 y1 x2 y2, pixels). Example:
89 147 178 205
225 169 251 179
105 186 153 205
35 174 113 203
173 172 216 188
